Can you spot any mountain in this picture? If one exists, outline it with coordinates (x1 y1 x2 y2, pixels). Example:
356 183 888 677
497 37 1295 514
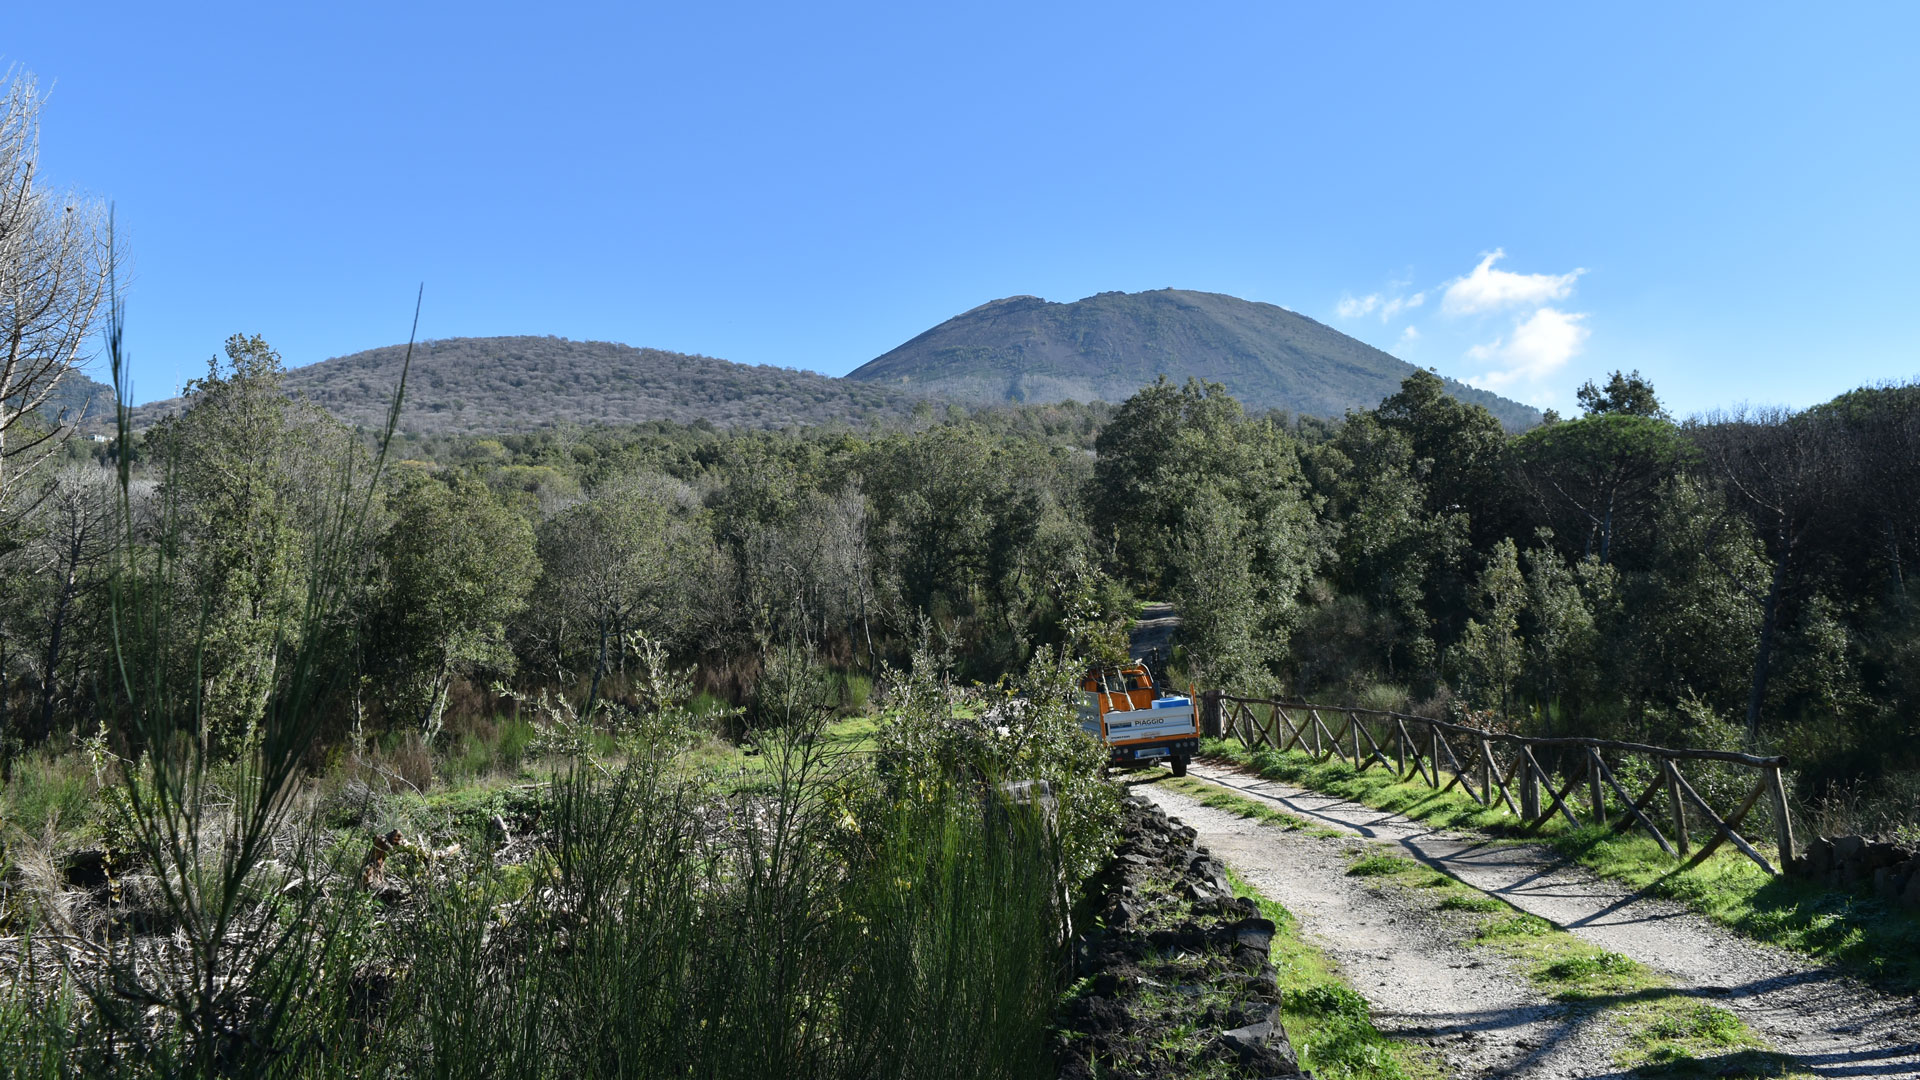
83 289 1539 437
115 337 921 435
30 368 117 426
847 289 1541 430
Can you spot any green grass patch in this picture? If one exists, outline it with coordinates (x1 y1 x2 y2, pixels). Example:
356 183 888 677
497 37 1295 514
1543 950 1637 978
1160 775 1341 835
818 715 880 753
1613 999 1803 1077
1204 738 1514 833
1346 852 1413 877
0 750 96 844
1202 737 1920 993
1471 911 1554 941
1223 867 1442 1080
677 715 882 795
1435 893 1505 913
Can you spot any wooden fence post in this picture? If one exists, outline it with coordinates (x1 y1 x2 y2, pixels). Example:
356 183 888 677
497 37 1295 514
1663 759 1691 854
1351 713 1363 770
1482 738 1502 812
1767 764 1796 863
1520 747 1539 820
1429 724 1442 789
1478 735 1492 806
1394 719 1406 777
1589 752 1606 825
1200 691 1222 739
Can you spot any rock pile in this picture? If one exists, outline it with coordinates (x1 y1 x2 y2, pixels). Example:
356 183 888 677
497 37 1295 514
1789 835 1920 907
1055 794 1308 1080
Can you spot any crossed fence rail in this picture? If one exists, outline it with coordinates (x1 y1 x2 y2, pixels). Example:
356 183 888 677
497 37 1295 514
1198 692 1796 875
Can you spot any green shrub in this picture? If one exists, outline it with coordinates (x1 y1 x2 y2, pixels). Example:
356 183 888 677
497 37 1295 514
839 673 873 714
1284 984 1372 1020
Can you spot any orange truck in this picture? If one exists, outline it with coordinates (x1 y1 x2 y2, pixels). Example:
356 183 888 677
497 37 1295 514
1078 662 1200 776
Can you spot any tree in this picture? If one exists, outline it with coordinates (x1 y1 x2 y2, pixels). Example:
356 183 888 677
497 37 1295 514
1449 538 1526 719
1690 407 1845 739
1089 377 1246 589
1168 484 1261 688
1374 370 1515 547
1369 371 1520 653
1092 378 1318 682
529 473 716 705
1518 539 1609 721
1804 382 1920 604
23 465 116 742
146 335 351 746
1304 412 1463 682
1617 479 1768 732
1576 370 1666 419
863 426 1003 618
375 472 537 736
1510 412 1690 565
0 71 111 521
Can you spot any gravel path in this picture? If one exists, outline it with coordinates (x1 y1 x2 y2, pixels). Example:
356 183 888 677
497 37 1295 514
1132 775 1627 1077
1136 763 1920 1077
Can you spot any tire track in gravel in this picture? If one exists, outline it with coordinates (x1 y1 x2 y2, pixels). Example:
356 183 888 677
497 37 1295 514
1145 762 1920 1077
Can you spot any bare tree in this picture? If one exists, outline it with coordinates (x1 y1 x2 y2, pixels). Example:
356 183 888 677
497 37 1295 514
26 464 116 741
1691 406 1845 740
0 70 111 520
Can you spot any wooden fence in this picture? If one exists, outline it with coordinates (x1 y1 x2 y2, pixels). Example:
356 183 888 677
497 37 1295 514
1199 692 1795 874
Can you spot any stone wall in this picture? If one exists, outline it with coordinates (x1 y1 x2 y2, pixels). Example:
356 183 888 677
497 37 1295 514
1054 795 1309 1079
1788 835 1920 907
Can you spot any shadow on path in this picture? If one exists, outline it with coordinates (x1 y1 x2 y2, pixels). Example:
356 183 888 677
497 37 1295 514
1170 762 1920 1077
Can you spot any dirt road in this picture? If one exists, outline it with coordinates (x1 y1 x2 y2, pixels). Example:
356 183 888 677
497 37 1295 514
1130 603 1180 666
1132 764 1920 1077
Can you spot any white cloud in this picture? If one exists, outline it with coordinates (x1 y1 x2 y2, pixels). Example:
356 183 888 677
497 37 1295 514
1442 250 1584 316
1380 291 1425 320
1465 307 1590 388
1398 325 1420 343
1336 293 1381 319
1337 290 1425 322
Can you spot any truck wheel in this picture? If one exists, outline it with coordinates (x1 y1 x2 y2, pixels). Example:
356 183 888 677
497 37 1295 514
1171 756 1188 777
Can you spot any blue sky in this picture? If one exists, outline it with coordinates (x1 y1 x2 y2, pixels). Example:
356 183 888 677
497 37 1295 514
11 2 1917 415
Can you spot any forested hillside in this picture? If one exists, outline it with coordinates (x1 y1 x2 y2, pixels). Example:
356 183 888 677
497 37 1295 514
57 291 1543 442
113 336 925 434
849 289 1543 430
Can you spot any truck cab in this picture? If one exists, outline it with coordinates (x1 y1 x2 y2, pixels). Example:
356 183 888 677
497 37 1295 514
1078 662 1199 776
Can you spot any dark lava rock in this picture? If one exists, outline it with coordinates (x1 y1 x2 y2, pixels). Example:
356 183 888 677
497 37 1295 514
63 849 110 890
1055 799 1308 1078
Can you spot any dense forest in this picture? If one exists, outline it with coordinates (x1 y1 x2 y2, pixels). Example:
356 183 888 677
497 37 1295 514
4 336 1917 832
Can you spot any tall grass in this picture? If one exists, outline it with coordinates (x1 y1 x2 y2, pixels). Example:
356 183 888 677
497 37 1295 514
1 268 1083 1078
3 720 1069 1078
